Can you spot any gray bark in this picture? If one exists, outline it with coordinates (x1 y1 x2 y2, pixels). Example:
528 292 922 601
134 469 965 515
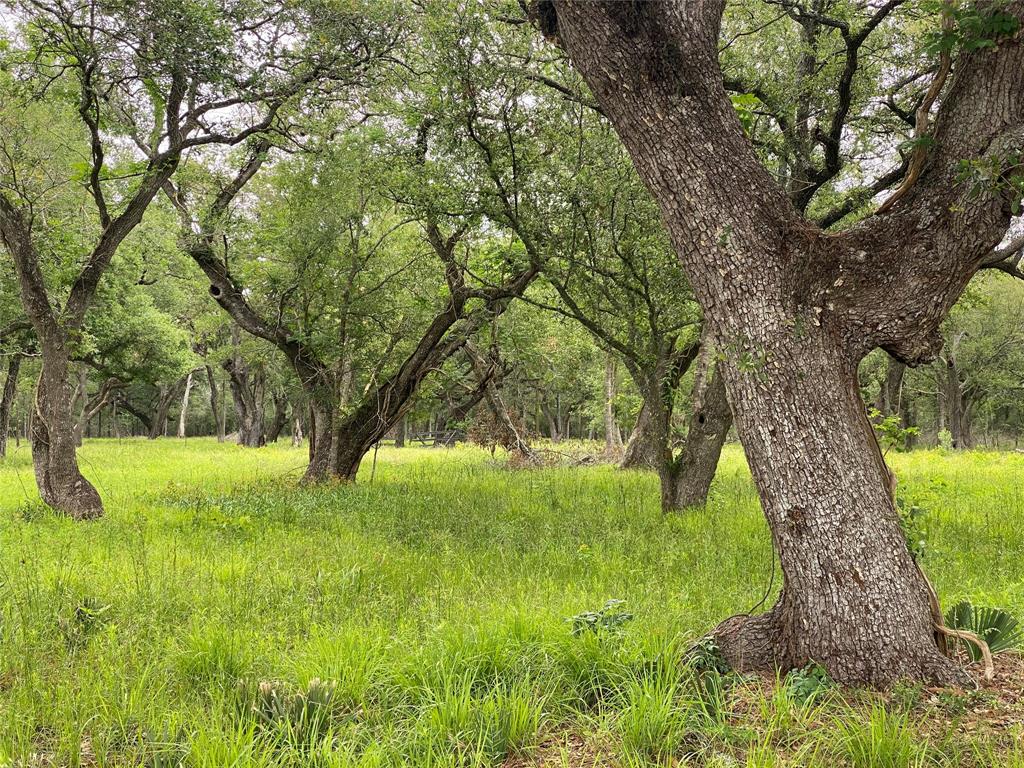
0 354 21 459
543 0 1024 683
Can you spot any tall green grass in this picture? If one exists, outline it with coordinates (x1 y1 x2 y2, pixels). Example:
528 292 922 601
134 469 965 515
0 439 1022 766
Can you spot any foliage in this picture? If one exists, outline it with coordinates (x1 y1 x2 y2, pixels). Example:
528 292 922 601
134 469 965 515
785 664 833 706
944 601 1023 661
569 599 634 638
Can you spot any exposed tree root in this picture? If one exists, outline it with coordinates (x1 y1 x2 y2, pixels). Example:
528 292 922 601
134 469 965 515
934 624 994 681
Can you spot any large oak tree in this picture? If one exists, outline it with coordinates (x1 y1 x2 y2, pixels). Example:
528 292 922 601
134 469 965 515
537 0 1024 684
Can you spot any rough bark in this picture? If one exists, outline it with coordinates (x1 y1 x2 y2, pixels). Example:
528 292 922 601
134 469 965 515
661 361 732 512
545 0 1024 684
31 340 103 519
0 354 21 459
265 391 289 443
394 414 407 448
621 398 661 469
223 357 265 448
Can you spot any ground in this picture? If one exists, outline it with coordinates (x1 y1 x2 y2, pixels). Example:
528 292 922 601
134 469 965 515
1 439 1023 767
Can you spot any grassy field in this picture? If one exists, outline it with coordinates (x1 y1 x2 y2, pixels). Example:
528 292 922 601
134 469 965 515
1 439 1024 767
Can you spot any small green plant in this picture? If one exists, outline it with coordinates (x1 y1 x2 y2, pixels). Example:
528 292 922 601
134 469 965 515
937 429 954 451
944 601 1023 661
57 595 111 650
570 599 634 637
685 637 731 677
869 409 920 453
895 495 928 560
785 663 832 706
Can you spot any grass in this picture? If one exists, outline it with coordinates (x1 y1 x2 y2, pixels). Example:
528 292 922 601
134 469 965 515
1 438 1023 766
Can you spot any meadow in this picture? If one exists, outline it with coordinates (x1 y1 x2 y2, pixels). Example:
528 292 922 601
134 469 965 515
1 439 1023 767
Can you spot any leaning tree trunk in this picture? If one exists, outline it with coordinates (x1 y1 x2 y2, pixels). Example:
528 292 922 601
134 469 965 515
31 341 103 519
0 354 22 459
711 326 959 684
621 398 661 469
661 364 731 512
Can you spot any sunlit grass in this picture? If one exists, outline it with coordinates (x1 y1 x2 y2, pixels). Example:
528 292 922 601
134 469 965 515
1 438 1023 766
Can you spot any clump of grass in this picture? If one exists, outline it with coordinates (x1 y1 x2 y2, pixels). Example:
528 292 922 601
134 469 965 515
834 704 933 768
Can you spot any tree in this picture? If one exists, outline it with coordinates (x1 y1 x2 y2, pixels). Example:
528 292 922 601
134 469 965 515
0 0 350 517
537 0 1024 684
523 115 730 510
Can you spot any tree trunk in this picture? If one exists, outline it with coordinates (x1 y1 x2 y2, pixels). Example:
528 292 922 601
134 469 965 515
711 328 959 684
31 341 103 519
661 363 731 512
265 391 289 443
395 415 407 448
543 0 1017 684
291 407 304 447
148 382 182 440
603 353 623 453
0 354 21 459
621 398 661 469
943 357 973 449
304 400 334 481
177 371 194 438
880 356 907 418
73 367 88 446
223 357 265 447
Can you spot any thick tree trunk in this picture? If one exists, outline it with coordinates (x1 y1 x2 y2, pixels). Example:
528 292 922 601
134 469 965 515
395 415 407 448
223 358 265 447
177 371 194 438
661 364 731 512
712 328 959 684
543 0 1022 684
148 382 182 440
31 342 103 519
265 391 289 443
621 398 661 469
603 353 623 453
0 354 21 459
304 400 334 482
